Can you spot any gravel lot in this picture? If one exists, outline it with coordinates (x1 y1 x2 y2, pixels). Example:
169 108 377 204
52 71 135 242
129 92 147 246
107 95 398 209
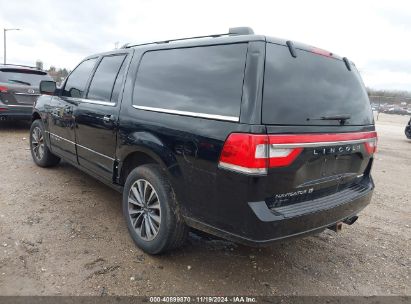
0 113 409 296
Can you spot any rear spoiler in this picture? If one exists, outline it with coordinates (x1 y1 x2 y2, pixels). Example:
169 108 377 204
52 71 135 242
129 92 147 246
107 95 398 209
0 68 47 75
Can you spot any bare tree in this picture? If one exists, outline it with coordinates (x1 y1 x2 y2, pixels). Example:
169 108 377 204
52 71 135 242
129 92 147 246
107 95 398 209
35 59 43 70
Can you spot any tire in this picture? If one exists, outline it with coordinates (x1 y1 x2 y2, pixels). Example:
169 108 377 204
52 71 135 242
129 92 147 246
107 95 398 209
30 119 60 167
405 126 411 139
123 164 188 254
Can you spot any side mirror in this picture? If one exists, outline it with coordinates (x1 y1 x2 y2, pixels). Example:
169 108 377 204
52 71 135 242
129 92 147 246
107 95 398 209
69 87 82 98
40 80 56 95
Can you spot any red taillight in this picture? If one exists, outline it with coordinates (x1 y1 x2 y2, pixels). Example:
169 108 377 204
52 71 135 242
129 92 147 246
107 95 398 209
219 133 268 174
218 131 378 175
267 146 303 167
364 137 377 154
311 47 332 57
266 132 377 144
0 85 8 93
218 133 303 175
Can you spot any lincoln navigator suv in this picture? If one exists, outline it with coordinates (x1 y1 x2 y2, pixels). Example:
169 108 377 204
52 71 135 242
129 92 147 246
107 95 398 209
30 27 377 254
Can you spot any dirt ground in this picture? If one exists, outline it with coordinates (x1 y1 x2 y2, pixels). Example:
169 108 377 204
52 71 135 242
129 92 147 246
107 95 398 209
0 113 409 296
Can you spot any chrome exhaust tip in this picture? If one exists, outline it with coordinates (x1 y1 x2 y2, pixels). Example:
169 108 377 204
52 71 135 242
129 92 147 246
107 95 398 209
328 222 343 233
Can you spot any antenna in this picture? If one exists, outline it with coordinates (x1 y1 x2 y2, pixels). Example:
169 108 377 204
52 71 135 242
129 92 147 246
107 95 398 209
229 27 254 35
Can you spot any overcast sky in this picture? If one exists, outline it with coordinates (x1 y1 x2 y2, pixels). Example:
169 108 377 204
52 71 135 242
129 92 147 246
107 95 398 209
0 0 410 91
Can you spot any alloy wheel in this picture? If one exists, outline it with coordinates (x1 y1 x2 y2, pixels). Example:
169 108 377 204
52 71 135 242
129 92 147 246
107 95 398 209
128 179 161 241
31 127 45 161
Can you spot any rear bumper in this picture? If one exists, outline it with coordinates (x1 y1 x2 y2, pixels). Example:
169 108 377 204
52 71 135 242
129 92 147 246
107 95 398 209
185 179 374 246
0 104 32 120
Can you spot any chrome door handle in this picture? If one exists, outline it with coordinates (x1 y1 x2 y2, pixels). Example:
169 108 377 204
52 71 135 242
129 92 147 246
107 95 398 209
63 106 72 114
103 115 115 123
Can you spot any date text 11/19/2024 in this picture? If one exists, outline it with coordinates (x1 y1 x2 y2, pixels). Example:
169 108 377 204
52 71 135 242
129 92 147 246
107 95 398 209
149 296 257 303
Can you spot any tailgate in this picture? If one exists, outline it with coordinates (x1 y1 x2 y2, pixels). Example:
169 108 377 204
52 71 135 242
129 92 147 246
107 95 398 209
7 84 40 105
263 130 376 209
261 42 376 208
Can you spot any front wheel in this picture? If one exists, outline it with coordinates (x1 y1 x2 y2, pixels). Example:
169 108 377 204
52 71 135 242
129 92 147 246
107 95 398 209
123 164 188 254
30 119 60 167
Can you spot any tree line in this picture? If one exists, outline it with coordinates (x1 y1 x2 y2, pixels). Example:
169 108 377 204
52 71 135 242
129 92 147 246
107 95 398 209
367 88 411 105
36 59 70 85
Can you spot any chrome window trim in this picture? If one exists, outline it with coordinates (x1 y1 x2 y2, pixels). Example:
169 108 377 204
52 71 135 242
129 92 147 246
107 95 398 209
66 97 116 107
47 131 115 161
132 105 239 122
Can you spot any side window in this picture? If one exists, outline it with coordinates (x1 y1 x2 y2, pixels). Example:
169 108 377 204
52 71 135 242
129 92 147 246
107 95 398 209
87 54 127 102
133 44 248 118
111 57 128 103
63 58 97 98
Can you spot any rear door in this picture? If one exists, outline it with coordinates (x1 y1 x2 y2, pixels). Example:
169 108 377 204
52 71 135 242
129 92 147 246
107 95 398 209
48 58 98 163
125 43 248 221
261 43 376 207
73 53 130 180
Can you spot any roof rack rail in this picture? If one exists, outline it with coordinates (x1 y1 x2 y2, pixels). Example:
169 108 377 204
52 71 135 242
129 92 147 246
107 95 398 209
124 26 254 49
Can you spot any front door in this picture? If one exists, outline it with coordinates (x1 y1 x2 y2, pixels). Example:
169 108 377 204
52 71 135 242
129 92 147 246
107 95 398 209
74 53 129 181
47 95 77 163
48 57 98 163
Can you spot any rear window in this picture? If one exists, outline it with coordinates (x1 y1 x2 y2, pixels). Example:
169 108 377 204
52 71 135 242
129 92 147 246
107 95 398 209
262 43 373 126
133 44 247 119
0 69 52 87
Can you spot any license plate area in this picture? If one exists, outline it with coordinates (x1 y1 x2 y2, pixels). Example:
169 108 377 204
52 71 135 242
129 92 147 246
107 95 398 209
320 154 353 177
14 94 37 105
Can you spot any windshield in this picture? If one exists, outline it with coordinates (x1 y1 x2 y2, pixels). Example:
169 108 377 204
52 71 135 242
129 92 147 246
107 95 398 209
262 43 373 126
0 69 52 87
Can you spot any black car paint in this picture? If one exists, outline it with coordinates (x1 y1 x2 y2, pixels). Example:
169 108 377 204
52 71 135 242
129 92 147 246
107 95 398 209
33 34 375 245
405 118 411 139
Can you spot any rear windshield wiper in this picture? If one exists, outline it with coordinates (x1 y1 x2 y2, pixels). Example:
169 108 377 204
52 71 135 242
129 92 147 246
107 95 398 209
8 79 31 86
307 114 351 124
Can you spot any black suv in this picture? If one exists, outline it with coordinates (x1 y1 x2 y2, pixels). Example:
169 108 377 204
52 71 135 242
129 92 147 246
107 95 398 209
30 27 377 254
0 64 52 120
406 117 411 139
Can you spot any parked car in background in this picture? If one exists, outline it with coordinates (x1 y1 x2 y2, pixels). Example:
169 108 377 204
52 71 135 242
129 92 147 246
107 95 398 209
0 64 53 120
405 118 411 139
30 27 377 254
392 106 409 115
380 105 409 115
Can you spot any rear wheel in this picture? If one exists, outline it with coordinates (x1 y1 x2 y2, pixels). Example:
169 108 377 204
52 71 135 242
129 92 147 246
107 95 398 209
123 164 188 254
30 119 60 167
